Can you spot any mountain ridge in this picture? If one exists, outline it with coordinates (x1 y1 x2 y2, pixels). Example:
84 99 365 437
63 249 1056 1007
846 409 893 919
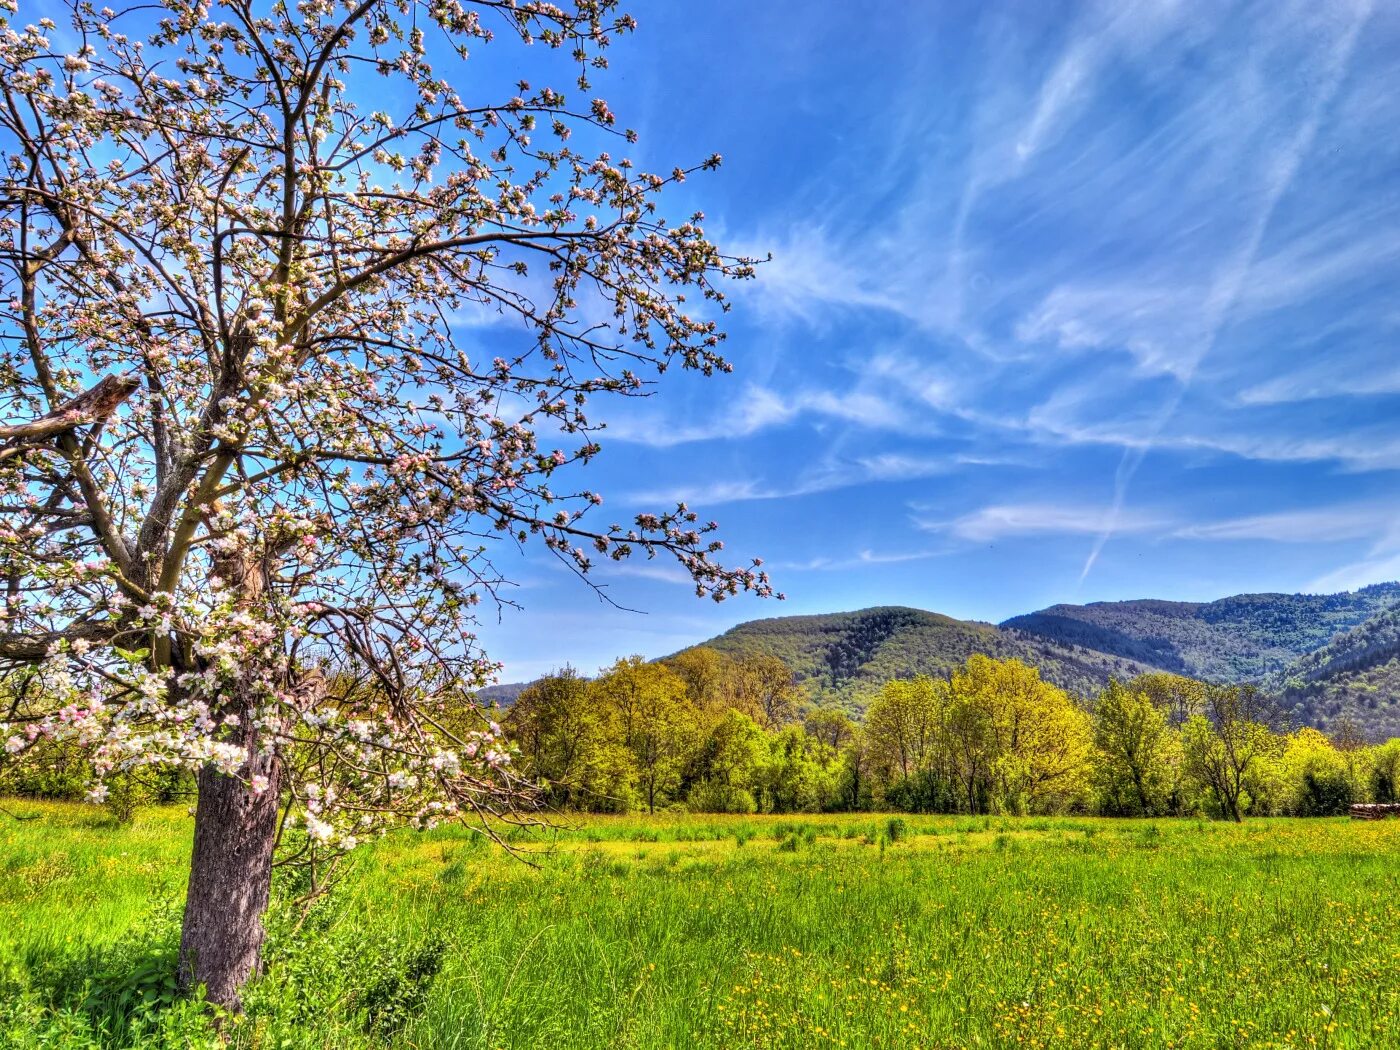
488 582 1400 735
1000 583 1400 683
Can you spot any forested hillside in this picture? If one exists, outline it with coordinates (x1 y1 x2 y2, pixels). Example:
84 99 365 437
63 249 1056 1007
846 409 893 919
493 584 1400 728
692 606 1156 709
1265 604 1400 738
1000 583 1400 682
477 682 530 706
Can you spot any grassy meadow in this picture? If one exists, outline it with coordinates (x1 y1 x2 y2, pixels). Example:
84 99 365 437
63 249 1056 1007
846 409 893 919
3 804 1400 1048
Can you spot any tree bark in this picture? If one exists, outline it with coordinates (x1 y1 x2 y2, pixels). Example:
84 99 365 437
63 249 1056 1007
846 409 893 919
177 541 288 1010
178 748 281 1011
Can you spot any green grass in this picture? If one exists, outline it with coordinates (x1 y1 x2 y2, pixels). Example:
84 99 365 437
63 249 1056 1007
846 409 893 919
3 803 1400 1048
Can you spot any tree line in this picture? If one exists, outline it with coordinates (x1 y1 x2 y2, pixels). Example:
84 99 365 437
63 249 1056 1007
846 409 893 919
9 646 1395 821
502 649 1400 819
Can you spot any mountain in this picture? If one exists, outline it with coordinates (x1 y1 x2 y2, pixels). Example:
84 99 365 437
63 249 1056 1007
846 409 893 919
496 583 1400 733
693 605 1158 709
1265 604 1400 738
476 681 531 707
1000 583 1400 683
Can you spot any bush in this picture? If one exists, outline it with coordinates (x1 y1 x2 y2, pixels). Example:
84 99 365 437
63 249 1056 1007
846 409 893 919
1299 770 1353 816
686 781 757 814
353 936 446 1037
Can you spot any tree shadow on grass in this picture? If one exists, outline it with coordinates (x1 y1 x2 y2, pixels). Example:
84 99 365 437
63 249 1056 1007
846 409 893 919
7 902 218 1048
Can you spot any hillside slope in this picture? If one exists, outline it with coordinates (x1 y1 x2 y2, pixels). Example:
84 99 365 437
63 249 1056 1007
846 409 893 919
1266 604 1400 738
1000 583 1400 683
693 606 1157 709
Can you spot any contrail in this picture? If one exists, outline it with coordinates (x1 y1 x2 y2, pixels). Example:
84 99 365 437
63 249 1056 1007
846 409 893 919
1080 0 1372 583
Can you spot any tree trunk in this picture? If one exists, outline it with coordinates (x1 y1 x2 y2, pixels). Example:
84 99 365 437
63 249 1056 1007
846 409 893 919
178 748 281 1011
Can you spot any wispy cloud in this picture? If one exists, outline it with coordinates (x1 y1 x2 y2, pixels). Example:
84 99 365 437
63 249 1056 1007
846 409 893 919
1175 504 1399 543
603 386 795 447
605 383 931 449
925 503 1170 543
1308 551 1400 594
603 561 697 586
628 447 974 509
1193 504 1400 593
771 547 954 572
627 478 769 508
1237 361 1400 405
1075 0 1373 581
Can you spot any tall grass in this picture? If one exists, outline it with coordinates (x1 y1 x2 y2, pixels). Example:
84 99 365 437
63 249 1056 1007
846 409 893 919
3 801 1398 1048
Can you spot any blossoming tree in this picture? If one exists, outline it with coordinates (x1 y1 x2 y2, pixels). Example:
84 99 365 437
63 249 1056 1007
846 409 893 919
0 0 774 1008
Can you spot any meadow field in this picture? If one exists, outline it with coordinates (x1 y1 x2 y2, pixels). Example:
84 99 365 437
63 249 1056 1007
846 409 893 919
3 804 1399 1049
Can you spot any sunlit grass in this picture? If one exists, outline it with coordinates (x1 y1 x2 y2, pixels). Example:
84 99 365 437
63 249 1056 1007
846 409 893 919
3 802 1400 1048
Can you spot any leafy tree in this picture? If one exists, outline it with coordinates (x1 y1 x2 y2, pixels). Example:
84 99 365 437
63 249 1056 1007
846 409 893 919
1092 680 1177 816
593 658 695 813
734 652 798 728
805 705 856 750
1130 673 1207 729
1368 738 1400 803
685 708 768 814
942 675 996 813
864 676 945 786
0 0 773 1006
663 646 736 717
1268 728 1355 816
1180 686 1284 821
765 725 842 813
503 669 620 808
836 724 874 812
952 655 1092 815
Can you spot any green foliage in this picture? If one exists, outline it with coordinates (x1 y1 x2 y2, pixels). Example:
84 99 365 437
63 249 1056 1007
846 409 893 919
502 649 1400 823
0 901 220 1049
503 667 623 809
350 935 446 1038
1092 680 1178 816
863 658 1094 816
1371 738 1400 802
507 653 848 816
1180 686 1286 822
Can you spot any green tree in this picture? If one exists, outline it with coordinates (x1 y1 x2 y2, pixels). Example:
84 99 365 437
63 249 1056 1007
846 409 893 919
1130 672 1207 728
952 655 1093 815
1274 728 1354 816
503 669 617 808
864 676 945 787
1180 685 1283 821
1092 680 1177 816
765 726 843 813
1368 738 1400 803
735 653 799 728
593 658 695 813
837 725 875 812
663 647 737 717
805 705 856 750
685 709 769 813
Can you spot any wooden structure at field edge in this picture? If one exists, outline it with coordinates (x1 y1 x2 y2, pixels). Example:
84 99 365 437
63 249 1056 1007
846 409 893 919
1349 804 1400 820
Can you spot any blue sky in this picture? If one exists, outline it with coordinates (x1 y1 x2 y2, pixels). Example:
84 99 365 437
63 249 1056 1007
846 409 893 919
473 0 1400 682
